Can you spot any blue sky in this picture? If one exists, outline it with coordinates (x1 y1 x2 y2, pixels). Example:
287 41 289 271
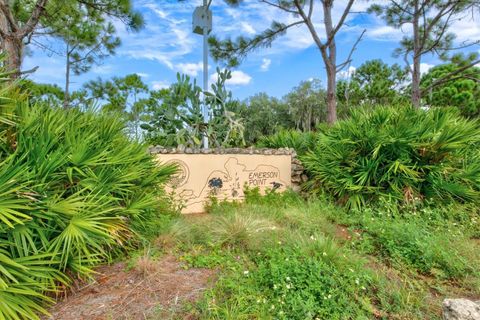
23 0 480 100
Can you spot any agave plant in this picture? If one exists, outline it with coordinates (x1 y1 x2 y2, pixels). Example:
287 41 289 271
0 67 175 319
302 106 480 209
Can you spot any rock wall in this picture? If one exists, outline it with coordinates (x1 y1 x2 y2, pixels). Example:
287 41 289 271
148 146 307 193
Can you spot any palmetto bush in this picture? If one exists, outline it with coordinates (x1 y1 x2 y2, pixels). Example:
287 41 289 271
302 106 480 209
257 129 317 156
0 75 175 319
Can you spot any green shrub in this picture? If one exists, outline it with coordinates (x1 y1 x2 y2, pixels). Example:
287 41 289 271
243 186 304 207
366 220 477 278
302 106 480 209
199 238 374 320
331 205 480 279
0 80 175 319
257 129 316 155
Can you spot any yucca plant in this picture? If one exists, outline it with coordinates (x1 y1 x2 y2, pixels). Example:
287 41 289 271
0 68 175 319
302 106 480 209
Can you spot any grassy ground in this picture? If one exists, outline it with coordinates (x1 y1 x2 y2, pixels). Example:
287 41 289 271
148 190 480 319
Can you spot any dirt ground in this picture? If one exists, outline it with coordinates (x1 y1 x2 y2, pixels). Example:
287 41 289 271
46 255 215 320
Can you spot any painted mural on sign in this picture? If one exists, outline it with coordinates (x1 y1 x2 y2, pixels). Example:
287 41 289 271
157 154 291 213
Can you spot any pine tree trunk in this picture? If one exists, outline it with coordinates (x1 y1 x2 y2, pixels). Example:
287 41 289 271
322 0 337 124
411 55 421 108
411 0 421 108
0 15 22 78
3 38 22 78
63 46 71 109
326 63 337 124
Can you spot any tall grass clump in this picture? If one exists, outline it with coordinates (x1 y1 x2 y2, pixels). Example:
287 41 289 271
0 72 175 319
257 129 317 155
303 106 480 209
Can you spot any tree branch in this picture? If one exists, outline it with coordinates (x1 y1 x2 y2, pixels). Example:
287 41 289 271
420 59 480 95
293 0 324 50
260 0 298 14
212 20 305 59
390 0 414 16
19 0 49 38
19 66 39 76
420 8 455 55
308 0 314 19
336 29 366 71
31 38 63 55
327 0 355 47
420 0 455 50
0 0 19 33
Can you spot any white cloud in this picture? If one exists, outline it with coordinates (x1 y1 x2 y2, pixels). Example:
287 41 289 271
91 65 114 75
367 25 405 41
210 70 252 86
136 72 149 78
241 22 256 35
176 61 203 76
151 80 170 90
420 63 434 74
114 2 197 70
260 58 271 71
450 15 480 43
410 63 435 75
365 8 479 45
338 66 356 80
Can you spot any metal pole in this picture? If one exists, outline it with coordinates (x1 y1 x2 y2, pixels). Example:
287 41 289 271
202 0 209 149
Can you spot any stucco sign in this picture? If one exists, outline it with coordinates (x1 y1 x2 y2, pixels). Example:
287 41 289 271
156 153 292 213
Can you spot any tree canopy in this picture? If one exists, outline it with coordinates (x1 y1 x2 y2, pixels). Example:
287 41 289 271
337 59 408 107
0 0 143 77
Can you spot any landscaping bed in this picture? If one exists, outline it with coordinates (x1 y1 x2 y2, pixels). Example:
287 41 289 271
47 255 215 320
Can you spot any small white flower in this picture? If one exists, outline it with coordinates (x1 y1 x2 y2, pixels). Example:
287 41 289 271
310 235 317 241
273 284 278 290
286 277 291 281
349 268 355 273
322 252 327 256
243 270 249 275
361 286 366 291
270 305 275 310
328 294 332 299
355 278 360 285
286 283 292 289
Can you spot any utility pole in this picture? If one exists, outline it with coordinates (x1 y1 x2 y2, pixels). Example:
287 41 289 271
193 0 212 149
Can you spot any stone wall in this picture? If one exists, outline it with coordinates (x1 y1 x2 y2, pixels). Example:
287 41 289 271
148 146 307 192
